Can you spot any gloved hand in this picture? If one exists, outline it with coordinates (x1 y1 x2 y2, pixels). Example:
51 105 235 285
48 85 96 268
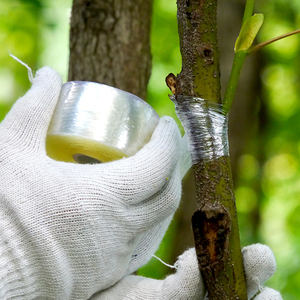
91 244 282 300
0 67 187 299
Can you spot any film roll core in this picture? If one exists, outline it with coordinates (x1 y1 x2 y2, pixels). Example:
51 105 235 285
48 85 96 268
46 81 160 164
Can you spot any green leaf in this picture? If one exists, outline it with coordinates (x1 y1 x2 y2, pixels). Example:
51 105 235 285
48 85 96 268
234 14 264 52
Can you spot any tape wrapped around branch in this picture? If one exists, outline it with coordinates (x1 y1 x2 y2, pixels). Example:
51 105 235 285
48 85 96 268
170 95 229 164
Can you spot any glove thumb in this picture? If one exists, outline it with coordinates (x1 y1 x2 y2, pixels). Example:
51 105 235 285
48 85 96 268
2 66 62 151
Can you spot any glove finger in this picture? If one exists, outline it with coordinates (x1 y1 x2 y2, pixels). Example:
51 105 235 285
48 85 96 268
253 287 283 300
161 248 206 299
1 67 62 151
126 166 181 233
242 244 277 299
90 116 181 204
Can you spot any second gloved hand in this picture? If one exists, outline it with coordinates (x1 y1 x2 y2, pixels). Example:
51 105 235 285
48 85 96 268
91 244 282 300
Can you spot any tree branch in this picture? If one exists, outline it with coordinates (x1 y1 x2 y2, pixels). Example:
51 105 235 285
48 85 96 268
167 0 248 298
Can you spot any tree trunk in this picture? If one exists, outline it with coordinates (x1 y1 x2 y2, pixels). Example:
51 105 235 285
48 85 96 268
68 0 153 100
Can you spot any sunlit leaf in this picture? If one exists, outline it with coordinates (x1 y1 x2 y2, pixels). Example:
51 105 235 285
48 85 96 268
234 14 264 52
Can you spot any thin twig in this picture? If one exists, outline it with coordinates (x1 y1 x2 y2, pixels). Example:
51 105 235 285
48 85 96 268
248 28 300 55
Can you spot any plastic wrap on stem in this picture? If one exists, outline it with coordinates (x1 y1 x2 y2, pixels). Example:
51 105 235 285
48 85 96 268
170 95 229 164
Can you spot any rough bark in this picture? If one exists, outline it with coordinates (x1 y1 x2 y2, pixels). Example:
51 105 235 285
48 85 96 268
175 0 221 100
68 0 153 100
169 0 248 298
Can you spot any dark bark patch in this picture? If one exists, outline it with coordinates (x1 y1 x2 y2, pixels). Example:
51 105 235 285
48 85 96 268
192 202 231 276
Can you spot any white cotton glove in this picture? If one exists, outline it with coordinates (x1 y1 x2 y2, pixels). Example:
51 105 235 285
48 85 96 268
90 244 282 300
0 67 187 299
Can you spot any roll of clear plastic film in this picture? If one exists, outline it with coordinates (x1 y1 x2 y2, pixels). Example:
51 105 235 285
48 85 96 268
46 82 160 164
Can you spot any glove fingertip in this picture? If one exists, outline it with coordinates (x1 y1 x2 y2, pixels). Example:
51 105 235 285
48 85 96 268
33 66 62 87
243 244 277 299
243 244 277 280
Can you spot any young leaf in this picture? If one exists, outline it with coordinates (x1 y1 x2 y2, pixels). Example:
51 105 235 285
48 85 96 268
235 14 264 52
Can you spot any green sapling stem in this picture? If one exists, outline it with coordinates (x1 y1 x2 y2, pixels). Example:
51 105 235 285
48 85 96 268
222 51 247 114
243 0 255 23
222 0 256 114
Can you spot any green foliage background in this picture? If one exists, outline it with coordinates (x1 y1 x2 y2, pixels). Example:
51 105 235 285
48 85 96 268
1 0 300 298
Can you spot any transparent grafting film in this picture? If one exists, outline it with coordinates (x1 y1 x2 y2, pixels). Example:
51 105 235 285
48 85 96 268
170 95 229 164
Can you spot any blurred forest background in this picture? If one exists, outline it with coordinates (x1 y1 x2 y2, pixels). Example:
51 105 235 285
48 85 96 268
1 0 300 299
